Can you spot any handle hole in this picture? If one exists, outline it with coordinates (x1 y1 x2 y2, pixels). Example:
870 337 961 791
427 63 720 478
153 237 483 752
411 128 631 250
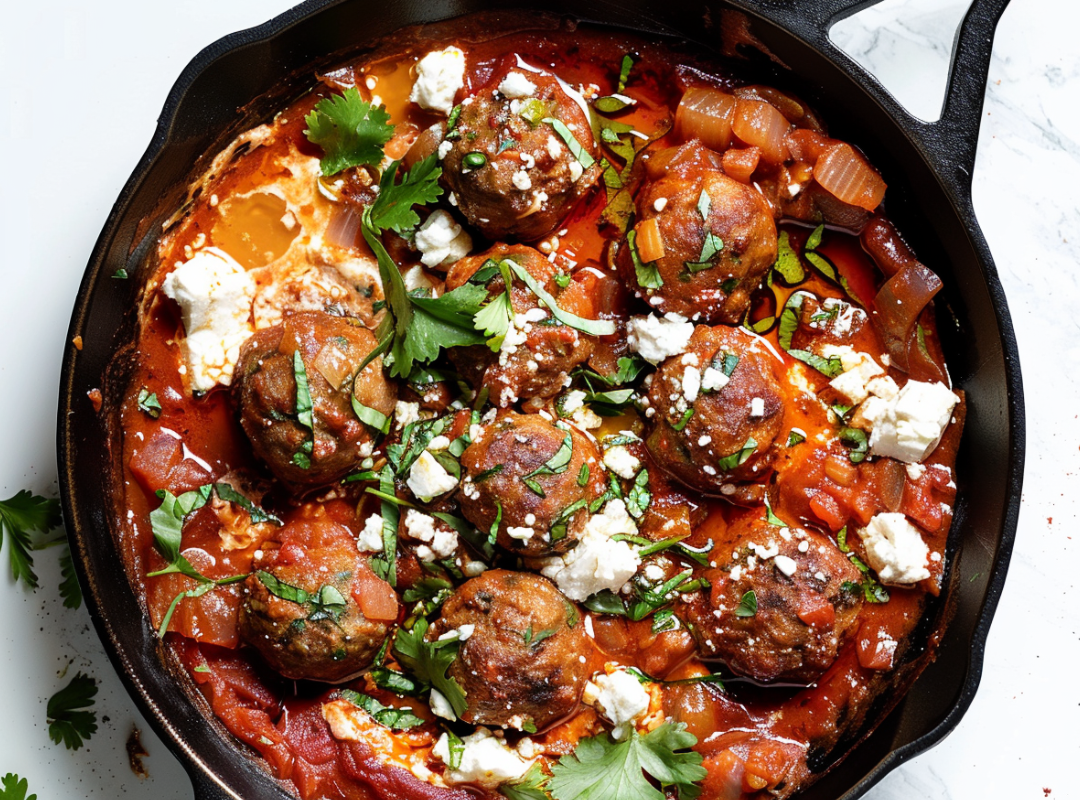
829 0 973 123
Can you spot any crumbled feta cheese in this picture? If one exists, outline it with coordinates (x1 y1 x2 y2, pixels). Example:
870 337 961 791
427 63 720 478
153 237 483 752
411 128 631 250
568 160 584 182
700 366 730 393
540 500 641 600
774 555 798 577
395 401 421 430
592 670 650 740
653 197 668 212
512 169 533 191
859 512 931 584
561 389 587 415
823 345 885 405
750 397 765 418
906 462 927 480
415 209 472 267
643 564 666 581
433 728 533 787
626 314 695 364
463 559 488 577
428 689 456 720
409 47 466 115
682 366 702 403
437 139 453 160
161 247 255 392
507 526 535 541
403 509 458 557
859 380 960 463
406 451 459 501
572 406 603 430
603 445 640 480
357 513 384 552
499 71 537 99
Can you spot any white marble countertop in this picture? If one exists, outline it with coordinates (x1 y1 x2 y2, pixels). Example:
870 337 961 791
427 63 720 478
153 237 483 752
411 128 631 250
0 0 1075 797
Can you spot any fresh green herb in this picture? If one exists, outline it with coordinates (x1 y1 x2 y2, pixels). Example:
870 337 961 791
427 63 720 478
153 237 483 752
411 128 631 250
370 465 399 586
59 547 82 610
917 323 931 359
489 501 503 546
554 272 572 288
716 437 757 473
506 261 616 336
617 53 635 93
839 427 869 463
628 569 693 621
670 408 694 432
352 398 391 434
772 231 806 284
339 689 425 730
805 224 825 252
192 664 211 674
517 98 549 127
403 577 454 616
787 430 806 446
523 625 559 647
393 617 468 719
595 95 632 114
501 765 550 800
473 260 516 351
444 729 466 770
577 463 590 487
110 268 129 280
136 388 161 418
46 672 98 750
777 292 808 352
0 774 36 800
367 155 445 234
836 526 849 553
547 722 706 800
831 403 853 421
522 433 574 492
291 350 315 468
463 152 488 168
628 667 725 689
734 590 758 618
0 490 61 589
256 571 348 622
583 387 635 416
473 464 504 484
583 589 627 616
371 666 422 696
627 229 663 290
549 498 589 542
303 87 394 176
650 608 677 633
544 118 595 169
684 191 724 273
763 496 786 528
445 104 463 137
787 349 844 378
212 482 282 525
624 469 651 520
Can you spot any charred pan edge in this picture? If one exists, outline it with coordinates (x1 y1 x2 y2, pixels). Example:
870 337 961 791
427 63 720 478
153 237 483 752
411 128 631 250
57 2 1023 800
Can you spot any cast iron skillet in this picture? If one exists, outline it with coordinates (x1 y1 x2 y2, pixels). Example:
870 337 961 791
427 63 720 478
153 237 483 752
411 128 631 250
58 1 1024 798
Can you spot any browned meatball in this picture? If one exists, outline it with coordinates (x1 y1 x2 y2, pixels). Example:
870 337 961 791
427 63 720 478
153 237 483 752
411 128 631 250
646 325 785 494
617 141 778 323
238 511 398 682
459 412 605 558
429 570 588 730
438 63 601 241
445 244 595 407
232 311 396 489
677 512 863 684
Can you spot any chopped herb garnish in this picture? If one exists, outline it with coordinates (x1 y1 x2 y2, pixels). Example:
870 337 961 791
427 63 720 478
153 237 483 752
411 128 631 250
339 689 425 730
303 87 394 176
370 465 399 586
0 490 62 590
473 259 515 351
582 589 627 616
787 430 806 446
624 469 651 520
463 151 488 168
627 229 663 289
544 117 595 168
671 408 694 432
734 590 758 617
787 349 844 378
772 231 806 284
577 463 590 487
839 427 869 463
136 388 161 418
46 673 98 750
474 464 504 484
291 350 314 469
489 501 503 546
111 268 129 280
805 224 825 251
393 617 468 719
716 437 757 472
506 261 616 336
352 398 391 434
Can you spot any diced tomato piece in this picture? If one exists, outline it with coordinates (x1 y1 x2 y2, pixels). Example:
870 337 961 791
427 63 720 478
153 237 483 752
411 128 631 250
701 750 747 800
856 619 898 670
352 563 400 622
797 592 836 628
808 490 846 531
147 549 242 647
128 430 183 495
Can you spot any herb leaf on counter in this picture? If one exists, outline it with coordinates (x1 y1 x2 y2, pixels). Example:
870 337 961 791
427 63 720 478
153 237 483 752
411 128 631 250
0 774 36 800
46 672 98 750
304 87 394 176
0 490 62 589
59 547 82 610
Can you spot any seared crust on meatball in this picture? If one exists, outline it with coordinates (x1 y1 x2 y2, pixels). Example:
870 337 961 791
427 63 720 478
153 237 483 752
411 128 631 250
446 244 595 407
617 141 778 323
238 513 397 683
646 325 785 494
677 512 863 684
430 570 588 729
439 63 601 241
232 311 396 489
459 412 606 557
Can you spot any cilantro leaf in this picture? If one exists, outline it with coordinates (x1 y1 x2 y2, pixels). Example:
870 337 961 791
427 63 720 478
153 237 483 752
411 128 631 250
59 546 82 609
501 764 551 800
136 388 161 418
393 617 468 719
0 491 62 589
46 672 98 750
735 590 758 617
0 774 36 800
367 155 444 235
304 87 394 176
339 689 425 730
548 722 706 800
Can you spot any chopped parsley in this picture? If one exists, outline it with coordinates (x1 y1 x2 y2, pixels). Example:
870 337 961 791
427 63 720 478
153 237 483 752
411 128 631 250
0 490 61 589
0 774 36 800
473 259 515 351
500 764 549 800
136 388 161 418
291 350 315 469
46 672 98 750
734 590 758 617
303 87 394 176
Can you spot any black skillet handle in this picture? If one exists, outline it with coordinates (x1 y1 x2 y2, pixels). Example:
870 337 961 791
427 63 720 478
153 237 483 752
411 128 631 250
754 0 1011 199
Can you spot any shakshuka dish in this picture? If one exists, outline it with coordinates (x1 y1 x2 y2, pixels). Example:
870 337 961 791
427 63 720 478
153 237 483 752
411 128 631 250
115 15 964 800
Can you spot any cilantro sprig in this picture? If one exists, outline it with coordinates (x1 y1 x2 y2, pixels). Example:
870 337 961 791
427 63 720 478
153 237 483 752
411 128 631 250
304 87 394 176
0 490 62 589
0 774 36 800
46 672 98 750
392 617 468 720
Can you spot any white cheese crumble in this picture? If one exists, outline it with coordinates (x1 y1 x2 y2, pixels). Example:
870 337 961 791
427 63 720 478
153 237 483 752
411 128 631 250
161 247 255 392
512 168 533 191
406 451 459 501
394 401 421 431
859 512 931 584
428 689 456 721
603 445 640 480
404 509 458 558
507 525 536 541
540 500 641 601
499 71 537 99
415 210 472 267
592 670 650 740
859 380 960 463
561 390 587 415
774 555 798 577
626 314 695 364
433 728 533 788
822 345 885 405
357 513 384 552
409 47 466 115
700 366 730 393
749 397 765 418
682 366 702 404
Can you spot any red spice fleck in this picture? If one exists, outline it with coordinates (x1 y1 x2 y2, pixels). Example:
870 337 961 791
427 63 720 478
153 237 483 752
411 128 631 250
1048 517 1053 524
1043 789 1051 797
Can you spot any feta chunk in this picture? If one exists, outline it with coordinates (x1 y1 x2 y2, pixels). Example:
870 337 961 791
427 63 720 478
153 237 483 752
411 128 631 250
823 345 884 405
414 210 472 267
161 247 255 392
499 71 537 98
627 314 695 364
428 689 456 721
404 509 458 557
859 512 931 584
357 513 384 552
540 500 641 600
859 380 960 463
700 366 730 393
433 729 533 788
603 445 640 480
592 670 650 740
409 47 466 115
394 401 421 430
406 451 459 501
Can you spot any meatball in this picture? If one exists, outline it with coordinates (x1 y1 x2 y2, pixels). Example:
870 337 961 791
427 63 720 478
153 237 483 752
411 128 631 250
238 512 398 682
677 512 863 684
232 311 396 489
445 244 595 407
646 324 785 494
459 412 606 557
438 63 601 241
429 570 588 729
616 140 778 323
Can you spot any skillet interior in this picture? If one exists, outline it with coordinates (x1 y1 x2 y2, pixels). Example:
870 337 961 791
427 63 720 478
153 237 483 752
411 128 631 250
57 2 1023 798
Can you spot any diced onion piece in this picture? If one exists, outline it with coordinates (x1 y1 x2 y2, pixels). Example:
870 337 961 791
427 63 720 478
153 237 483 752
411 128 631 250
731 98 790 164
824 454 857 486
634 217 666 263
721 146 761 184
813 143 887 211
784 128 830 163
676 87 736 151
873 262 943 370
313 341 354 390
874 457 907 512
325 205 362 250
